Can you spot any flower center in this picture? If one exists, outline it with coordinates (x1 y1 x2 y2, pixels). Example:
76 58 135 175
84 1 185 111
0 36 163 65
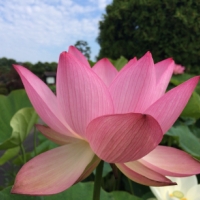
169 190 187 200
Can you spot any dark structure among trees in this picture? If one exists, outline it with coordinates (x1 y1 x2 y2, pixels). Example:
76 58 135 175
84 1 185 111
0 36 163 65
97 0 200 74
0 57 58 95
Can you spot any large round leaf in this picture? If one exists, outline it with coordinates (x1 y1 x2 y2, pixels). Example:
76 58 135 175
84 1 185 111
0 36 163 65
0 90 32 149
181 92 200 119
166 125 200 160
0 182 142 200
0 108 38 149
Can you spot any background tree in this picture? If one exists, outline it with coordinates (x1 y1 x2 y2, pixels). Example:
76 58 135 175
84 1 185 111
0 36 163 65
74 40 91 60
97 0 200 74
0 57 58 94
0 57 17 86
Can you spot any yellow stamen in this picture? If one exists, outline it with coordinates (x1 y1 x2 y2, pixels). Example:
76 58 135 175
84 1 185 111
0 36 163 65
169 190 187 200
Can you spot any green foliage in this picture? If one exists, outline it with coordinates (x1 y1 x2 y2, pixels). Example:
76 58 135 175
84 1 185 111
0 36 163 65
30 61 57 77
170 73 195 85
170 73 200 119
166 125 200 160
0 87 8 95
0 147 20 165
13 133 58 166
109 56 128 71
0 57 57 94
0 57 16 73
49 85 56 93
181 92 200 119
88 60 95 67
0 90 32 148
0 108 38 149
94 162 112 177
97 0 200 74
0 182 142 200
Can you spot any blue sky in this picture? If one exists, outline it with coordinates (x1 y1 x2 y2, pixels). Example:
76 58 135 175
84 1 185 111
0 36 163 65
0 0 112 63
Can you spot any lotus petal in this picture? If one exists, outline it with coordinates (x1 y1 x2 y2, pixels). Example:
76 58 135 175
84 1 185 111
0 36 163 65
151 176 199 200
13 65 76 138
116 162 175 186
76 155 101 182
12 141 94 195
145 76 200 133
68 46 90 68
154 58 175 100
187 185 200 199
36 125 80 145
86 113 163 163
140 146 200 176
110 52 156 113
56 52 114 137
92 58 118 86
119 57 137 73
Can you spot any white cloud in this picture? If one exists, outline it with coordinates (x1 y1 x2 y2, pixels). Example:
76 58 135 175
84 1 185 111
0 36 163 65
98 0 109 9
0 0 112 63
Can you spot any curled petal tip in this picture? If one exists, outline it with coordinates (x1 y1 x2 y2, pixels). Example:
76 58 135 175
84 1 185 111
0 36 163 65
172 181 177 185
102 58 109 61
141 51 153 63
164 57 174 63
68 46 90 68
59 51 68 58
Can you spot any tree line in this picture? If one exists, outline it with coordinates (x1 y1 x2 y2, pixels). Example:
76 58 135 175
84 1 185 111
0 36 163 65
97 0 200 74
0 57 58 94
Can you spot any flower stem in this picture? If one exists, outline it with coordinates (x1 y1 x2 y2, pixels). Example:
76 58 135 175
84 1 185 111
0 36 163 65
168 136 173 146
20 144 26 164
33 126 37 156
128 178 134 195
93 160 104 200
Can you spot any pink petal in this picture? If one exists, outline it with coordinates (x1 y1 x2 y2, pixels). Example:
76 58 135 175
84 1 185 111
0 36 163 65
12 141 94 195
92 58 118 86
145 76 200 133
154 58 175 100
109 52 156 113
68 46 90 68
140 146 200 176
13 65 77 138
119 57 137 73
174 64 185 75
36 125 80 145
116 162 175 186
86 113 163 163
56 52 114 138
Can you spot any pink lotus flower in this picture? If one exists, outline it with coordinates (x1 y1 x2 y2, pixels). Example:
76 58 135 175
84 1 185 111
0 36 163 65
173 64 185 75
12 46 200 195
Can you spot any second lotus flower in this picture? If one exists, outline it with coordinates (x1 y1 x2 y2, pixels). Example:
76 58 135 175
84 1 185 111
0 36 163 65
150 175 200 200
12 46 200 195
